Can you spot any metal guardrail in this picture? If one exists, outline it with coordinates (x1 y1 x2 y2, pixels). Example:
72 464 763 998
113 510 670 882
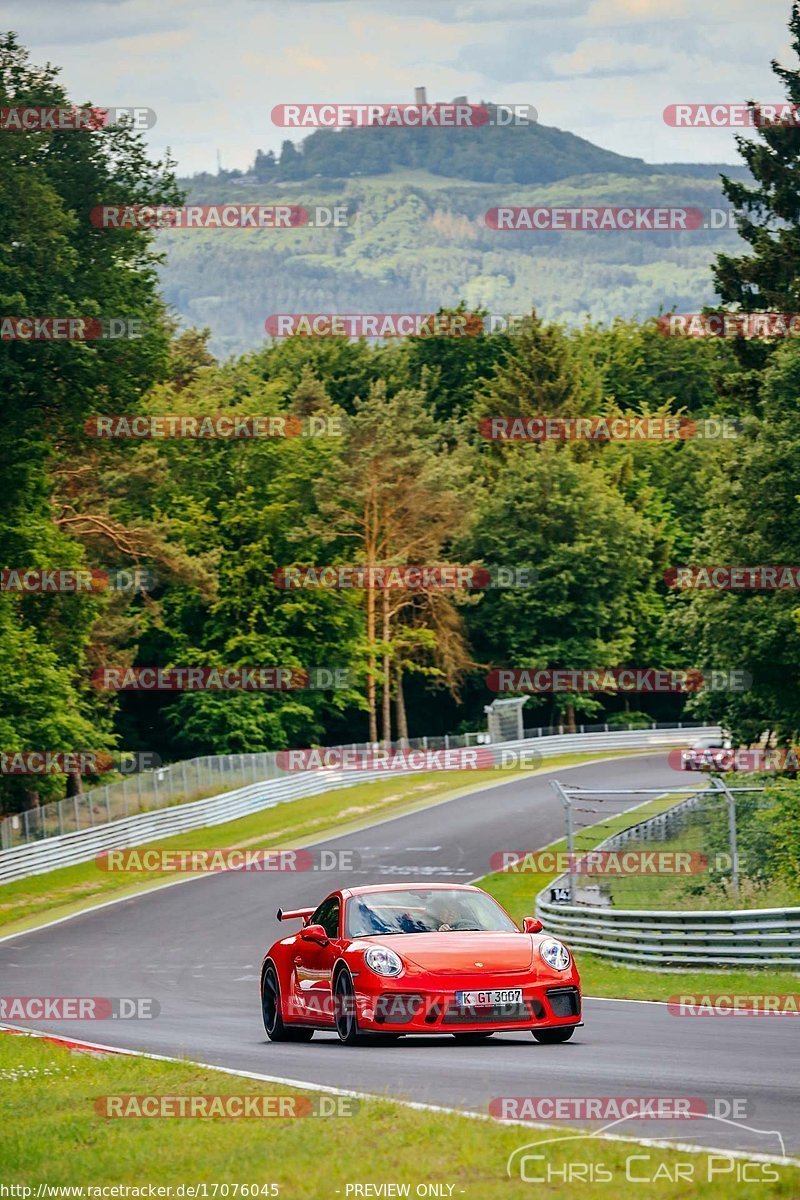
0 725 718 885
536 783 800 969
0 719 708 852
535 900 800 968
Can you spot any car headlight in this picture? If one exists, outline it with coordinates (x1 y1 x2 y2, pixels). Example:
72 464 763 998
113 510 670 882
539 938 571 971
364 946 404 977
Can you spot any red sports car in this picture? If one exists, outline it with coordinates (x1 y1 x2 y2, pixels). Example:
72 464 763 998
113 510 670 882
260 882 582 1045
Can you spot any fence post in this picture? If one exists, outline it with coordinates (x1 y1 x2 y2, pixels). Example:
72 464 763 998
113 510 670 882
551 780 574 902
105 785 111 822
714 777 740 898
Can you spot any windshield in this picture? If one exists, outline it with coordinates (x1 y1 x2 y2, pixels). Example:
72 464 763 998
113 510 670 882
345 888 518 937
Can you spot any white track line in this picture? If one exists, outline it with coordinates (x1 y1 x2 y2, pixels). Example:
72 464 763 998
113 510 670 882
2 1023 797 1169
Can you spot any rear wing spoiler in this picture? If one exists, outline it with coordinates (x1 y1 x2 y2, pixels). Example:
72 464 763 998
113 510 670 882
276 907 314 923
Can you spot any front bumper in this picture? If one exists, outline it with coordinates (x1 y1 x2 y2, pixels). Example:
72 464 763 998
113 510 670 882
354 980 582 1034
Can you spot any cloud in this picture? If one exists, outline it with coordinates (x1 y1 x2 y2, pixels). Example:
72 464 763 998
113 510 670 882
550 38 670 79
2 0 794 173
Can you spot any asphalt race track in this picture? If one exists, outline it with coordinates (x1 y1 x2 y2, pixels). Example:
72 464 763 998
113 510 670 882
1 754 797 1158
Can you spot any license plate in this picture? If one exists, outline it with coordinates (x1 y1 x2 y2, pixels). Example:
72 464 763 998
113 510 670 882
455 988 523 1008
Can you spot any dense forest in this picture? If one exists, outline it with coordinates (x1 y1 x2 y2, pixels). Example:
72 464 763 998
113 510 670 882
2 14 800 817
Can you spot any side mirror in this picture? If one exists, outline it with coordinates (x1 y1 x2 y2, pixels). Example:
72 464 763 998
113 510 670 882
300 923 329 946
523 916 543 934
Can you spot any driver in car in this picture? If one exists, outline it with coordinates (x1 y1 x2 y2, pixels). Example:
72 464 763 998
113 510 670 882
430 897 463 931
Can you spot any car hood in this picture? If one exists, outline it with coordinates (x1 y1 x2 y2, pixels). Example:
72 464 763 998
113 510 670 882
363 932 535 974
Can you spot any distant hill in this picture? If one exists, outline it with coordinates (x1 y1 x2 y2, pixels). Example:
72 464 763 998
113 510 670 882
161 115 750 358
199 103 751 188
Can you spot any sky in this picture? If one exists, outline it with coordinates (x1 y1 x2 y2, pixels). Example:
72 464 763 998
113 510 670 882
2 0 795 176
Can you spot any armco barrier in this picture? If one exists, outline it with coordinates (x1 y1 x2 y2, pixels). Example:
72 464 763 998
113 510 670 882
0 726 718 885
535 899 800 969
536 781 800 969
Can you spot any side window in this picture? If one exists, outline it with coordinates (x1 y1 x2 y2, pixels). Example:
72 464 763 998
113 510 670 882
311 897 340 939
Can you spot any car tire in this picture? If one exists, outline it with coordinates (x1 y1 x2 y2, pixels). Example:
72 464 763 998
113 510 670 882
262 964 314 1042
532 1027 576 1044
452 1033 494 1042
334 968 362 1045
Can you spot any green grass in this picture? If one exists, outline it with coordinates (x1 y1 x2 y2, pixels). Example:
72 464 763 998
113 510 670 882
0 750 640 938
1 1032 796 1197
600 821 800 912
478 794 800 999
573 954 800 1001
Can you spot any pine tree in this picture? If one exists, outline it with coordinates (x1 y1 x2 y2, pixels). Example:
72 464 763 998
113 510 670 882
712 4 800 378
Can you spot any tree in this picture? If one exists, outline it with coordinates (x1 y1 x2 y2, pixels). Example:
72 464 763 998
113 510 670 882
253 149 277 180
310 383 473 741
278 139 302 179
474 310 602 440
401 304 512 421
712 5 800 382
671 340 800 745
463 445 657 731
0 33 182 811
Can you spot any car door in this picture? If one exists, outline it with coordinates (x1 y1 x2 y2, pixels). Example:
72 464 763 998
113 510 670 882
291 895 341 1026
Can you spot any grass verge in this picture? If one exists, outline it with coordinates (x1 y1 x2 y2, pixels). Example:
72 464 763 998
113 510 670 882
0 750 640 938
599 819 800 912
1 1031 797 1198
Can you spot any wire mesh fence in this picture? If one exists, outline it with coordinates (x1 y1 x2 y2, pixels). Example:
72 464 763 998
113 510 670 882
552 781 784 912
0 720 710 851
